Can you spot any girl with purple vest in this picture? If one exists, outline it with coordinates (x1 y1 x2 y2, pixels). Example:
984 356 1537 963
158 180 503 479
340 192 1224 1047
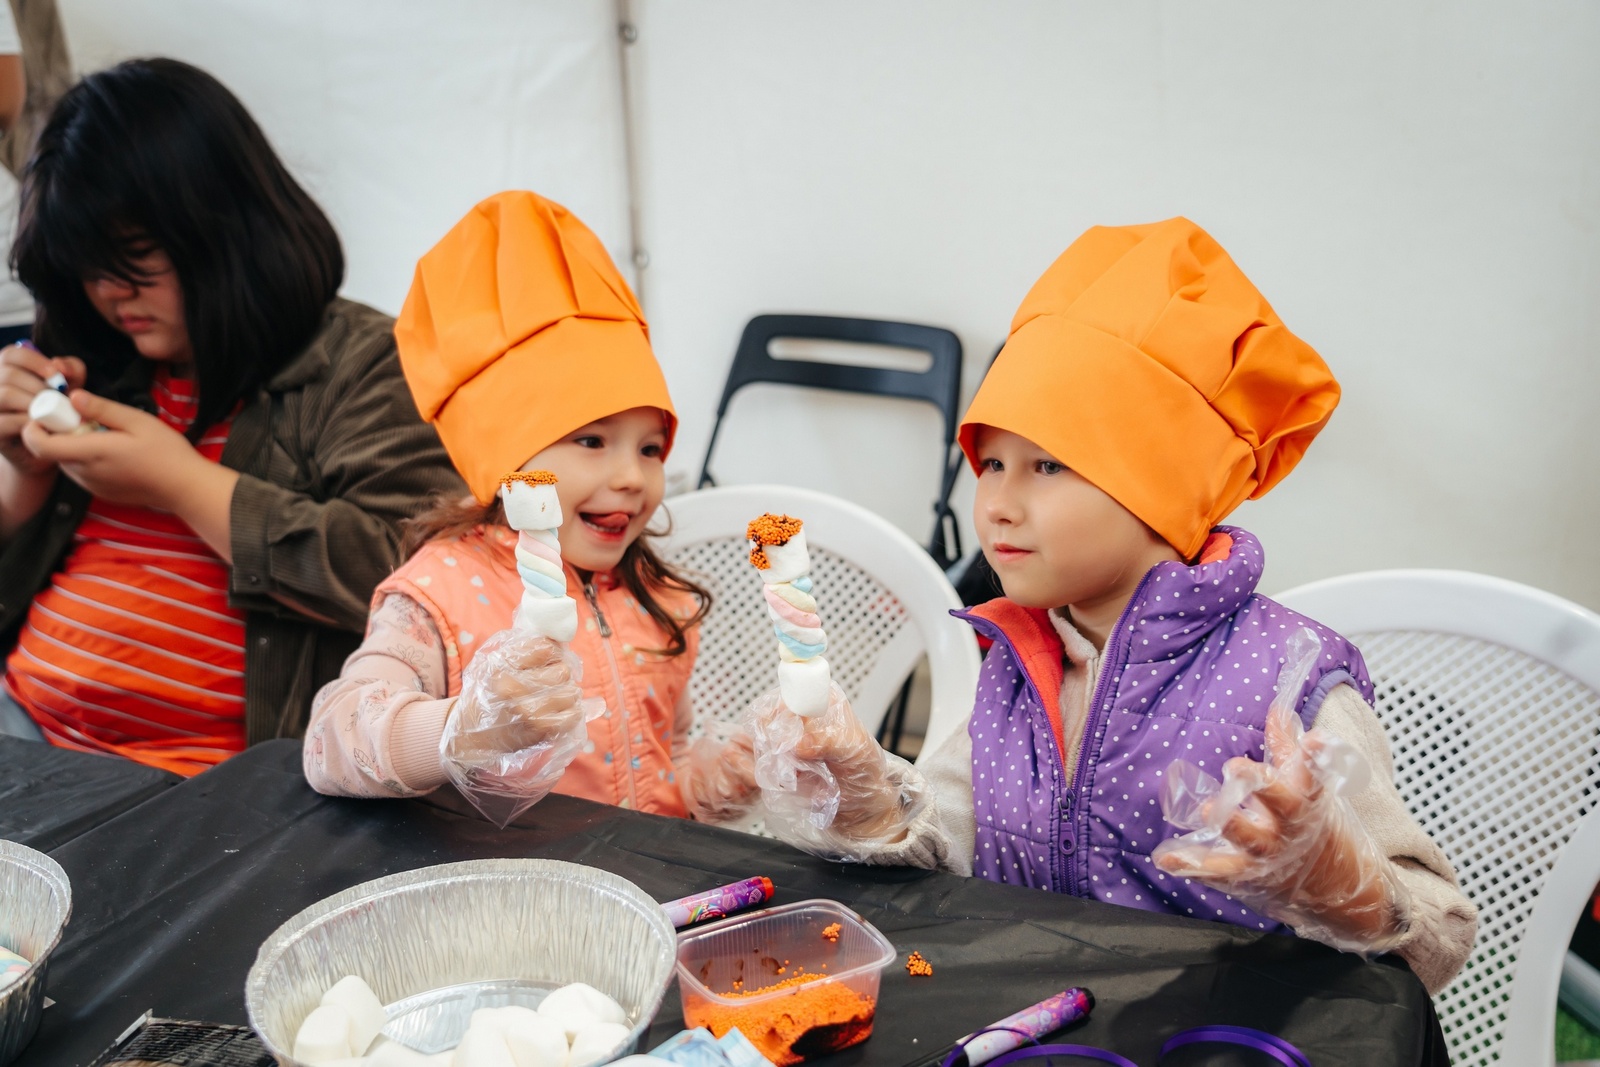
749 218 1476 992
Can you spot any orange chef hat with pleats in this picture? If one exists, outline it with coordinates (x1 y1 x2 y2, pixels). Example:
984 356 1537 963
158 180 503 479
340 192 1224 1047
395 191 676 504
959 217 1340 560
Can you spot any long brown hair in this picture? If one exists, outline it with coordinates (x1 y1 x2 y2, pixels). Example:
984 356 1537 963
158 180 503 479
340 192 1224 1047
403 493 711 656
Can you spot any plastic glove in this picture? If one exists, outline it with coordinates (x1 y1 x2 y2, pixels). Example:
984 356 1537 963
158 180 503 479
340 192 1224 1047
680 730 762 824
743 681 928 861
440 628 603 827
1152 628 1413 955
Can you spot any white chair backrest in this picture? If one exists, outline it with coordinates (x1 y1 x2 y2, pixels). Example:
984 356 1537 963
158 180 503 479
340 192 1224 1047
1274 569 1600 1067
657 485 979 756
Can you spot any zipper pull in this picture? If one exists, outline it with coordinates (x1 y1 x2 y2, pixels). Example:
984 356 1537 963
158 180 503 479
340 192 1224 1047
583 582 612 637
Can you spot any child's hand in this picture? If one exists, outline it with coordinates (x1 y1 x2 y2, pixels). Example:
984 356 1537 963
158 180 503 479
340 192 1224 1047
744 682 929 857
1153 702 1414 954
453 633 584 756
440 629 601 826
681 731 761 824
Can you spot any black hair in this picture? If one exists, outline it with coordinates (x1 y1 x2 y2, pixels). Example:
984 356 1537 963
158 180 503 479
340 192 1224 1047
12 57 344 439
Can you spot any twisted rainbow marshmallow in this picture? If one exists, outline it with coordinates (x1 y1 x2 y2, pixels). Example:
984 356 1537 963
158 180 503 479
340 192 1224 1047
748 513 830 717
500 471 578 643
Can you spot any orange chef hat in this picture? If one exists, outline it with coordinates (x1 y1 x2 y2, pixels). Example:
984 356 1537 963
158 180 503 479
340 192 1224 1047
959 217 1340 560
395 191 676 503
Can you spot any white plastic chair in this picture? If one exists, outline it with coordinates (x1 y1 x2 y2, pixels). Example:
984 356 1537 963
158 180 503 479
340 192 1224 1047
657 485 980 760
1274 569 1600 1067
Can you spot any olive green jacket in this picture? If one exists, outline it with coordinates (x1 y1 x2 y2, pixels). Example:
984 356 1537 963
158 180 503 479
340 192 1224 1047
0 298 465 742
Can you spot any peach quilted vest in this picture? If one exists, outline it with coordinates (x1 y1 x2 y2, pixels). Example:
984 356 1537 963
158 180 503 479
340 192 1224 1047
375 525 696 815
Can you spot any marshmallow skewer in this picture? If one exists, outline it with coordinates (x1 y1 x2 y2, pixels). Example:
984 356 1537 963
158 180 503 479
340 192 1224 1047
747 513 831 717
499 471 578 643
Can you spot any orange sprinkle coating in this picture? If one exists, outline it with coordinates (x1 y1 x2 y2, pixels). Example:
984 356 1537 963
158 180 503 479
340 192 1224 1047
686 972 876 1067
905 951 933 977
746 513 804 569
821 923 841 942
501 469 559 488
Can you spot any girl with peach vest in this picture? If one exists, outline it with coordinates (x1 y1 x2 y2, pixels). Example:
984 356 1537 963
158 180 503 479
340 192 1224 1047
303 192 753 819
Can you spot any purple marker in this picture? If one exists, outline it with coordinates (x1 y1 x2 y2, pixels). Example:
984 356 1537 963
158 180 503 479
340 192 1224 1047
912 988 1095 1067
662 876 774 928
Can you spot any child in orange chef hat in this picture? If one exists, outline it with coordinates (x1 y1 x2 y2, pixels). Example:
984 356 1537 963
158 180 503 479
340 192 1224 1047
303 191 754 821
743 218 1477 992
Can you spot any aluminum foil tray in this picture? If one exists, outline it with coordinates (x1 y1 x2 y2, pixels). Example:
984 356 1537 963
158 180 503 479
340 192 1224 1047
0 840 72 1067
245 859 675 1065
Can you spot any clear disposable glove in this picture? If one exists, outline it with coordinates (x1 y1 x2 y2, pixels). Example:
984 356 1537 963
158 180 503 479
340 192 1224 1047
439 629 604 827
680 730 762 825
1153 628 1413 955
743 681 928 862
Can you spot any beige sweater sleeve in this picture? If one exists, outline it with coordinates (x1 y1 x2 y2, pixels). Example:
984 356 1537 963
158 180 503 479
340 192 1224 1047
1311 684 1478 993
302 593 455 798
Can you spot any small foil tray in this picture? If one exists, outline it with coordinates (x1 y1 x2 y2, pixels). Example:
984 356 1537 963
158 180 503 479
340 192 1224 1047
381 979 639 1058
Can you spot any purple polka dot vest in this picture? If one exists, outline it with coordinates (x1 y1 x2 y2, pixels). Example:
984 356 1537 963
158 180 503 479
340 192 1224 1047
956 526 1373 934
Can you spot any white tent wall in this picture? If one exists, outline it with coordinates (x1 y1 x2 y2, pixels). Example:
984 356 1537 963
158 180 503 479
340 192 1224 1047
625 1 1600 611
45 2 1600 612
58 0 636 314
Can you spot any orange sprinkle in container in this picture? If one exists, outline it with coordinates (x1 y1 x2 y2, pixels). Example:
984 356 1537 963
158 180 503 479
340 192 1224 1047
676 899 895 1066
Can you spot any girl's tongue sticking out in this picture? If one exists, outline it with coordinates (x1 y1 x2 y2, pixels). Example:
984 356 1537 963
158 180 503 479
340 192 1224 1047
580 511 632 541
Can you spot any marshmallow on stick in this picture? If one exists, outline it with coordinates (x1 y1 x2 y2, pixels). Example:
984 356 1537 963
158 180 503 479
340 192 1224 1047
748 513 831 717
27 387 89 434
500 471 578 643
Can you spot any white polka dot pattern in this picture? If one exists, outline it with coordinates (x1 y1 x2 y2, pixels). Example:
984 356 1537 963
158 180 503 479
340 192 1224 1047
967 526 1370 938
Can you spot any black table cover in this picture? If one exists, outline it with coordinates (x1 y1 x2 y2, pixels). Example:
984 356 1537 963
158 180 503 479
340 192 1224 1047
16 741 1447 1067
0 736 177 851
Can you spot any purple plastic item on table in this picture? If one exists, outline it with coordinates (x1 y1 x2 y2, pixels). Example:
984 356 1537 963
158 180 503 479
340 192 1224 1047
662 876 774 928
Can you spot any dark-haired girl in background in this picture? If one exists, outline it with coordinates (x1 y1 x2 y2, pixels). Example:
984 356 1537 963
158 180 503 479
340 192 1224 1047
0 58 463 774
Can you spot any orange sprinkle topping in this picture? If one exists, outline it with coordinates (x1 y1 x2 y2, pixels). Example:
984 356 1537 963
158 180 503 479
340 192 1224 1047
747 513 804 569
686 971 875 1067
906 951 933 977
501 469 559 488
821 923 841 942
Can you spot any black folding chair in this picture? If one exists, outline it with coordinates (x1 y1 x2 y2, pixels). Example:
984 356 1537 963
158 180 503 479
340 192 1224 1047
696 314 965 754
697 314 966 568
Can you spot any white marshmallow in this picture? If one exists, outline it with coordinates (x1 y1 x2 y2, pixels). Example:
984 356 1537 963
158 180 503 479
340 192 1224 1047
756 530 811 585
475 1006 544 1033
779 656 832 718
27 389 81 434
293 1002 357 1064
514 595 578 643
503 1011 571 1067
320 974 388 1056
567 1022 631 1067
368 1040 439 1067
536 984 626 1042
502 481 563 532
453 1024 518 1067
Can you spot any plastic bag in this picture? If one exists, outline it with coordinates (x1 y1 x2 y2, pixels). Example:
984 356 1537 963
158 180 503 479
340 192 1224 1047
1153 627 1413 955
744 681 928 862
439 628 604 827
680 729 762 825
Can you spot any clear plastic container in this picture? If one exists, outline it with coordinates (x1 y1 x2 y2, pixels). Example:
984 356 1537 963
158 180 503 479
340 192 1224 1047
675 899 896 1066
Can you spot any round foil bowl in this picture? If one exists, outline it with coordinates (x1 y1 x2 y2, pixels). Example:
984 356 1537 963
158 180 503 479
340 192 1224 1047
246 859 675 1065
0 840 72 1067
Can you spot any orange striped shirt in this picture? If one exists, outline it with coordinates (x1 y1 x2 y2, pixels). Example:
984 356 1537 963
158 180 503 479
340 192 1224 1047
5 372 245 776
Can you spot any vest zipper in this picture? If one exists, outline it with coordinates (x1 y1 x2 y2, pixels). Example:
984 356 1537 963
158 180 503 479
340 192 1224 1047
583 580 639 810
1067 568 1157 892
